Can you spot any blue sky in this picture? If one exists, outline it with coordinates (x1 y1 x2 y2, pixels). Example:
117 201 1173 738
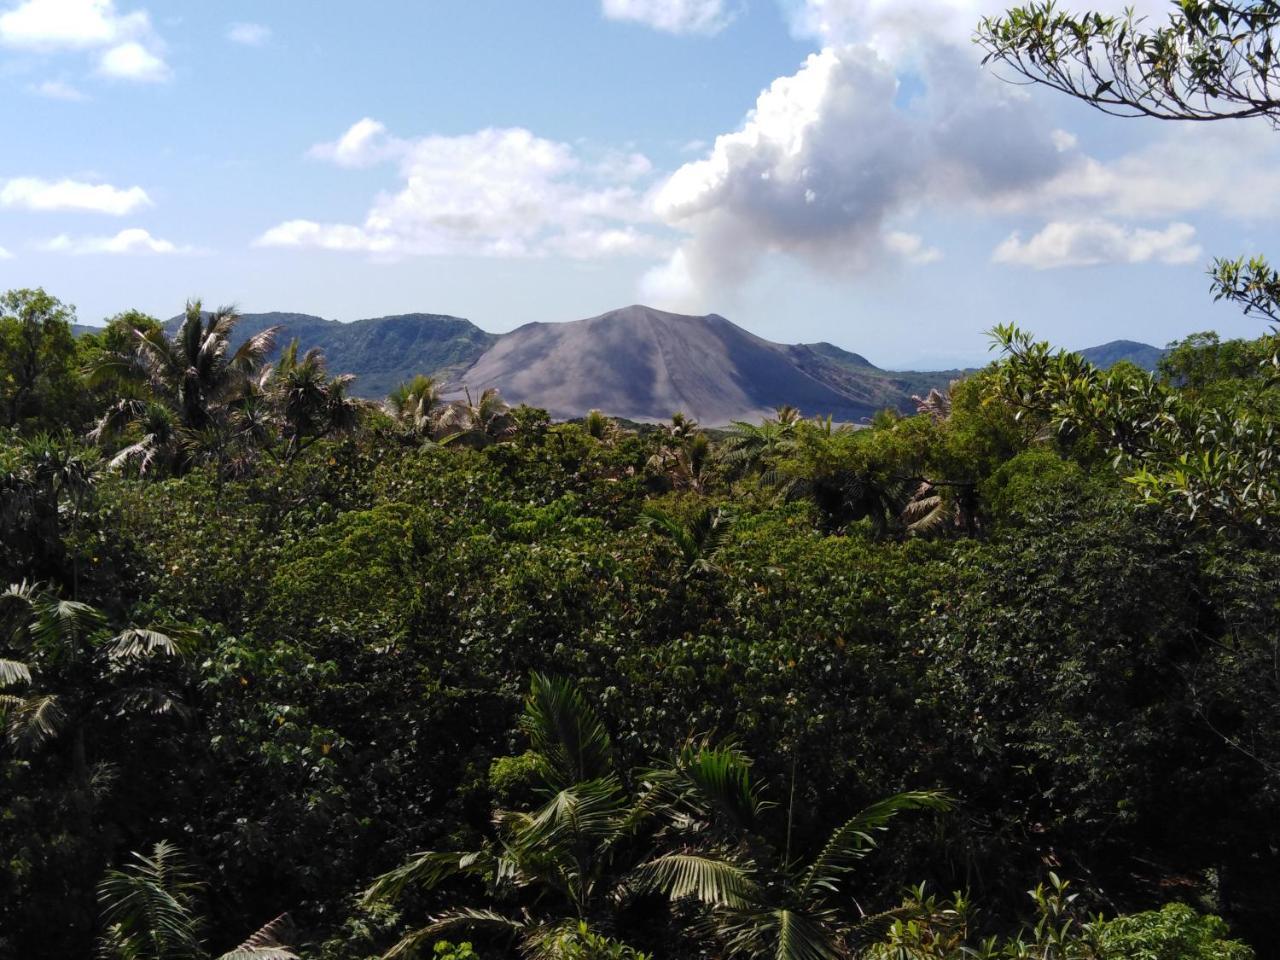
0 0 1276 367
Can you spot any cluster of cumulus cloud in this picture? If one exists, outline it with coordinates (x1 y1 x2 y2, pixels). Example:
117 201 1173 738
0 0 169 85
6 0 1277 288
0 173 187 258
0 0 268 97
259 121 665 261
0 0 268 258
631 0 1221 302
252 0 1279 308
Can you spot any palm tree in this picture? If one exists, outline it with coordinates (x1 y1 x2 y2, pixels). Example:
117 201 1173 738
0 582 189 783
899 479 979 538
721 407 801 479
97 840 297 960
635 750 952 960
639 504 737 577
91 301 279 432
87 301 279 475
0 433 98 592
388 374 444 438
91 400 189 478
435 387 518 449
256 339 364 461
646 414 714 493
363 674 648 959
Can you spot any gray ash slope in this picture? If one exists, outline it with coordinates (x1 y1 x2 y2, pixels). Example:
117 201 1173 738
460 305 890 424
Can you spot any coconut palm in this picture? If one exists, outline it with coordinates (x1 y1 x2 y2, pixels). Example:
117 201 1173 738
255 339 364 461
97 840 297 960
0 582 189 783
436 387 518 449
90 301 279 433
636 756 952 960
362 674 648 959
388 374 444 438
86 302 280 476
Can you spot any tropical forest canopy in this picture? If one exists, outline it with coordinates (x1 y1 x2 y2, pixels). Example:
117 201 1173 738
3 2 1280 958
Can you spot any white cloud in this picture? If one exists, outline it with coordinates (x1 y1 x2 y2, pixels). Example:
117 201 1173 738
0 0 144 48
886 230 941 264
39 227 191 255
643 43 1064 306
0 176 150 214
226 21 270 46
0 246 13 260
261 121 664 260
640 0 1266 307
992 220 1201 269
306 117 394 168
601 0 733 35
0 0 168 80
550 226 671 259
254 220 396 254
1050 129 1077 152
98 39 166 80
1015 123 1280 222
31 78 87 100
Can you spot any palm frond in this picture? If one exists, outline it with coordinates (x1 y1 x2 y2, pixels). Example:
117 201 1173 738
0 580 38 625
773 908 842 960
638 506 698 564
506 776 629 857
521 673 614 789
633 853 758 908
112 685 193 720
214 913 298 960
107 627 194 661
799 792 951 898
6 693 68 750
32 597 105 648
901 483 948 536
97 840 204 960
230 325 280 375
0 658 32 686
644 741 770 833
362 849 494 906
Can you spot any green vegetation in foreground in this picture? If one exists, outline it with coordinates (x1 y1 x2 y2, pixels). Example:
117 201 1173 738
1 281 1277 958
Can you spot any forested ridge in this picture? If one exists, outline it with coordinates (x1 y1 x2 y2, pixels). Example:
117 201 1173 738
7 0 1280 955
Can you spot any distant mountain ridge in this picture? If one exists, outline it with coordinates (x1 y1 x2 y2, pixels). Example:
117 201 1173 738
162 310 496 400
72 306 1164 424
1078 339 1167 371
